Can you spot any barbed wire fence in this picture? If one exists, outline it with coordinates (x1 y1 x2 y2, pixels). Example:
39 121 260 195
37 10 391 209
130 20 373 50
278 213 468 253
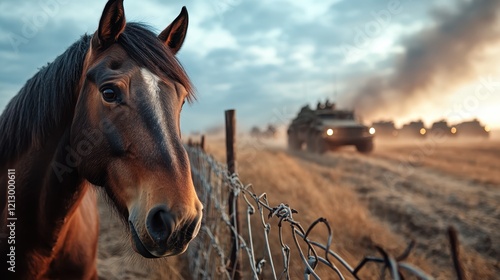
185 109 465 280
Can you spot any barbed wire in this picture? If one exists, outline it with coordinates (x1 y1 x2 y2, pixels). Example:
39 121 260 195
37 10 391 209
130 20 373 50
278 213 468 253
185 145 461 280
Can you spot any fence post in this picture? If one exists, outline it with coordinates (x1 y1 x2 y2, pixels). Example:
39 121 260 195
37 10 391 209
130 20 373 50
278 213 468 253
200 134 205 151
225 109 241 280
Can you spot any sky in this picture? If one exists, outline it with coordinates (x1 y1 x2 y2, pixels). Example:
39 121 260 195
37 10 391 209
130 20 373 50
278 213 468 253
1 0 499 135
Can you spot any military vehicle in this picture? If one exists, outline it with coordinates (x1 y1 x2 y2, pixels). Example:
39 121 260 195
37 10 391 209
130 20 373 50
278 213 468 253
287 103 375 153
399 120 427 138
250 124 278 138
429 120 457 137
455 119 489 138
371 121 398 138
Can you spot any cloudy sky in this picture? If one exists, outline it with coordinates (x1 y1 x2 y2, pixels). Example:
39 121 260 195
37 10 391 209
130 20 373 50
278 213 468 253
1 0 499 135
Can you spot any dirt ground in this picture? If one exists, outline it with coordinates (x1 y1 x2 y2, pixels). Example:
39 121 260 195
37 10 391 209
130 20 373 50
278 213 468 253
96 136 500 279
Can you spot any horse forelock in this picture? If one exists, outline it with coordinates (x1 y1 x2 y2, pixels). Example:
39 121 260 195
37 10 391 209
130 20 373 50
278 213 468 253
118 23 195 102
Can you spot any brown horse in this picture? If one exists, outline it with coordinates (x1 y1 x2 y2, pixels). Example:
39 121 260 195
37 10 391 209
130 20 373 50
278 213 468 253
0 0 203 279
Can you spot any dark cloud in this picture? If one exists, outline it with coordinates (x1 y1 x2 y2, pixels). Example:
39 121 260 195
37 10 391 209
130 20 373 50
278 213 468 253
340 0 500 121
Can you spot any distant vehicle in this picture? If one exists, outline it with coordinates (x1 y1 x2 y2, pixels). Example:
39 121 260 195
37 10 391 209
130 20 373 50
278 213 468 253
429 120 457 137
265 124 278 138
455 119 490 138
250 126 262 137
287 103 375 153
399 120 427 138
250 124 277 138
371 121 398 138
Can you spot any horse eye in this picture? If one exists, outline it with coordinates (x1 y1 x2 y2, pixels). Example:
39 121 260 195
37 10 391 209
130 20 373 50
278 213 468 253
101 88 117 102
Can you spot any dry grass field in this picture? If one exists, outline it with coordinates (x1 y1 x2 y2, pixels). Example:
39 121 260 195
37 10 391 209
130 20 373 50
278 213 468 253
96 135 500 279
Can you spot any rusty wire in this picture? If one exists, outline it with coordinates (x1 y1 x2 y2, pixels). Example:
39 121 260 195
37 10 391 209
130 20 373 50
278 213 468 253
185 145 461 280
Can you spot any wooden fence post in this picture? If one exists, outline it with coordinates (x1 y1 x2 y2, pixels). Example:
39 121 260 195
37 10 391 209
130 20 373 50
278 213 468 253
225 109 241 280
200 134 205 151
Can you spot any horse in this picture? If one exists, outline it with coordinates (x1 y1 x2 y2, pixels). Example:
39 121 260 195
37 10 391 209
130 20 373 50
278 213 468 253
0 0 203 278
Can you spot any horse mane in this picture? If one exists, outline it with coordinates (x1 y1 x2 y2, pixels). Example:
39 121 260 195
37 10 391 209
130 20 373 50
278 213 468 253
0 35 91 162
0 22 194 163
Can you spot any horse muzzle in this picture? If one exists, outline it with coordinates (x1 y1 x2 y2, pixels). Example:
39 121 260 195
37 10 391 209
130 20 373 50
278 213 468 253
129 204 202 258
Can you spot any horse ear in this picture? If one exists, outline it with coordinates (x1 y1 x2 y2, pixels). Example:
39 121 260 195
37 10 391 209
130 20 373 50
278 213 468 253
93 0 126 49
158 7 188 54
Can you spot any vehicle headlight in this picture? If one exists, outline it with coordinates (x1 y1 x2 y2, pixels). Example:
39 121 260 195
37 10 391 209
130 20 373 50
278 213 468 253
326 128 334 136
420 128 426 135
369 127 376 135
485 125 490 132
451 127 457 134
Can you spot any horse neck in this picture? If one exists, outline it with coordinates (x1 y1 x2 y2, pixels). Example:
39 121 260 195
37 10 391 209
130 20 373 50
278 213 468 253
1 125 93 278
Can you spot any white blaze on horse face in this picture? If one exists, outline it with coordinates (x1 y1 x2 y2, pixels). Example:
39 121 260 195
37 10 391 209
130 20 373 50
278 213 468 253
140 68 174 154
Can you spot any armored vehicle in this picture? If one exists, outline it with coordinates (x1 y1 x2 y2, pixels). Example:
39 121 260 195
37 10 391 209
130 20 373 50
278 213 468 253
371 121 398 138
287 103 375 153
399 120 427 138
250 124 278 138
429 120 457 137
455 119 489 138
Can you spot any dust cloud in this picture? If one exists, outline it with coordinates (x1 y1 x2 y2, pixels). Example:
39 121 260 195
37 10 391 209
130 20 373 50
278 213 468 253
341 0 500 121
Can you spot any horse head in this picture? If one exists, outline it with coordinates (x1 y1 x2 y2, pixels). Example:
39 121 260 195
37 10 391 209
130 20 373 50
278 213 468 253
72 0 202 258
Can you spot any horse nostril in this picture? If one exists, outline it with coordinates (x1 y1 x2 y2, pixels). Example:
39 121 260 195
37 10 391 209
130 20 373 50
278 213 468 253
146 205 175 244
